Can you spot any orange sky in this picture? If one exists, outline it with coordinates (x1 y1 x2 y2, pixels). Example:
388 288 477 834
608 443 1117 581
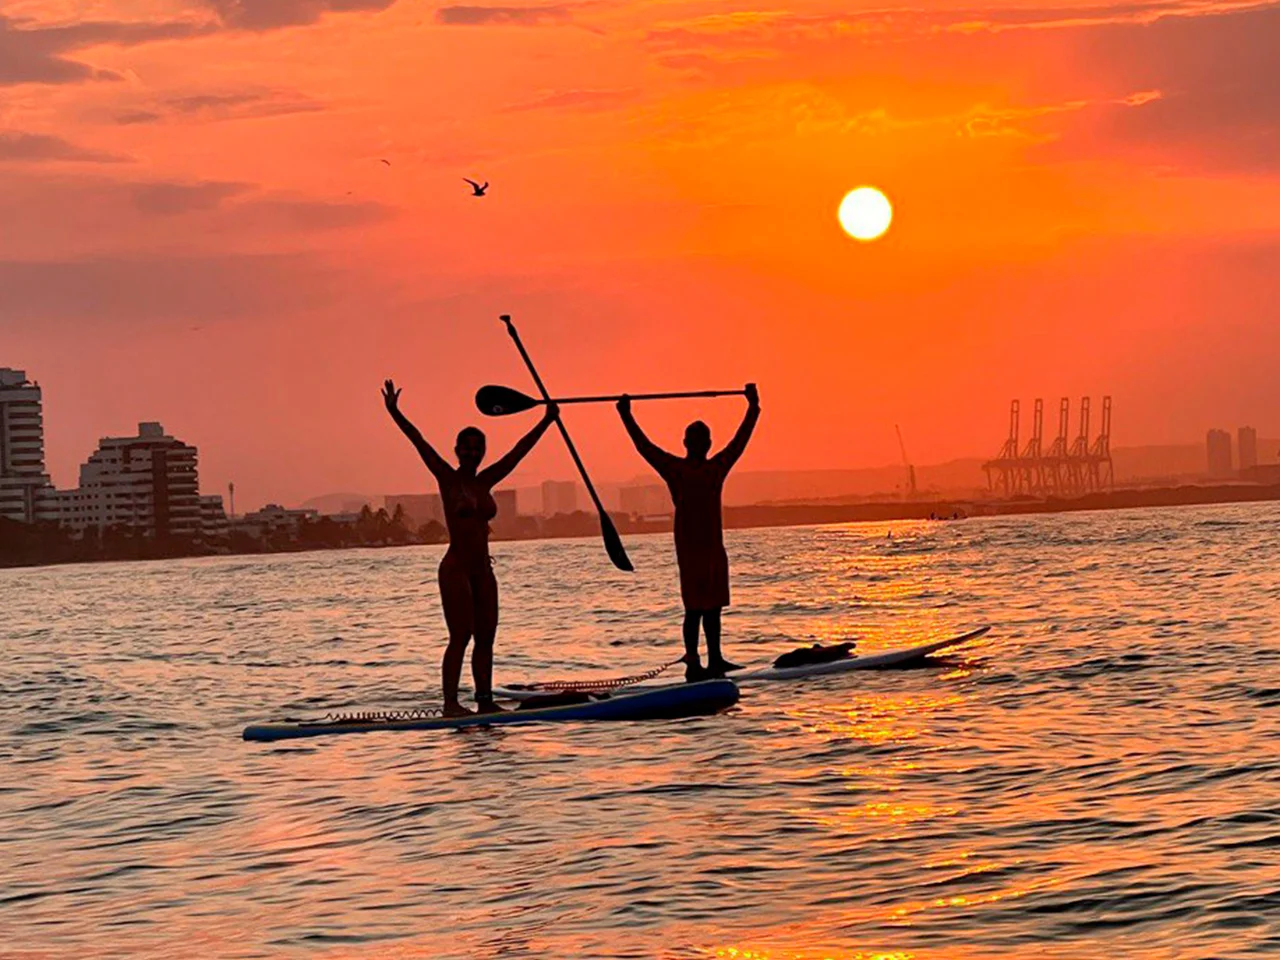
4 0 1280 507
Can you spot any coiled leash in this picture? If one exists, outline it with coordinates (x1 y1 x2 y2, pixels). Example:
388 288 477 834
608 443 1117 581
502 656 685 694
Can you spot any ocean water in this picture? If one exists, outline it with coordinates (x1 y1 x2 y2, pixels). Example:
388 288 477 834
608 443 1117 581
2 504 1277 960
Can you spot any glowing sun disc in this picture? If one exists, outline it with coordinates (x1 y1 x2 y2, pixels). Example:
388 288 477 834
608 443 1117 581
839 187 893 241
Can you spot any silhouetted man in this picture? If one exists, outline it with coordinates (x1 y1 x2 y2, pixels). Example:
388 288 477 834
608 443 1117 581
618 384 761 680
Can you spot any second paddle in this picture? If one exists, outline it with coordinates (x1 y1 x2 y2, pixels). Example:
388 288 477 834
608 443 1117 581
476 384 748 417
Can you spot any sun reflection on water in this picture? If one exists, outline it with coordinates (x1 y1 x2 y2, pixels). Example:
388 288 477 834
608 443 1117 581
774 691 965 745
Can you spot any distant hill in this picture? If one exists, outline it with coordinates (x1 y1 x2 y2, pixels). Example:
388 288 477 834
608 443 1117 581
723 461 988 505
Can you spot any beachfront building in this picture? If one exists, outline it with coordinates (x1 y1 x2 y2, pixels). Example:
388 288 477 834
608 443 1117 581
200 495 230 541
58 422 201 539
541 480 578 516
0 369 59 524
1238 426 1258 472
1205 429 1233 478
231 504 320 540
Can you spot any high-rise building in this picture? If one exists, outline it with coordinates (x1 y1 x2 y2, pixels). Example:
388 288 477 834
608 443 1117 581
620 483 672 518
489 489 521 537
541 479 578 516
58 422 201 538
1238 426 1258 472
1206 429 1233 478
385 493 444 529
493 489 518 519
0 369 58 524
200 495 229 541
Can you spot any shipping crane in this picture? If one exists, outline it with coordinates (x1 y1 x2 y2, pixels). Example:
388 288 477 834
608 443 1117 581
895 424 917 499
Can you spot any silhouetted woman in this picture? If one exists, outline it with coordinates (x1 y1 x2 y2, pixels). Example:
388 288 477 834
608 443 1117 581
383 379 557 715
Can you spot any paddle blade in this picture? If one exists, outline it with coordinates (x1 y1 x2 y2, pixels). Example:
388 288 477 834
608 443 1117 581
599 512 634 572
476 384 540 417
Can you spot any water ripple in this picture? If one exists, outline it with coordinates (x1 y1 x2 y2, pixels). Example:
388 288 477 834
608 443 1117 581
2 503 1278 958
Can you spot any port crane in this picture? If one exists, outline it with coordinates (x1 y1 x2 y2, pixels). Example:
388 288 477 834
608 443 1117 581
895 424 917 499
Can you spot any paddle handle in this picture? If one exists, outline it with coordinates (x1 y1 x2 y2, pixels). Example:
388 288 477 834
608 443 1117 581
542 389 747 407
499 316 632 571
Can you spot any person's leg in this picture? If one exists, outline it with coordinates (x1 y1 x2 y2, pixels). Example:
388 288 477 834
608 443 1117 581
682 609 705 681
471 567 501 712
438 557 475 716
705 608 741 675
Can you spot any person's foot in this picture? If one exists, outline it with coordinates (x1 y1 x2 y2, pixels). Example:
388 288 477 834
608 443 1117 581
684 659 707 683
705 658 743 678
474 698 507 715
443 701 473 718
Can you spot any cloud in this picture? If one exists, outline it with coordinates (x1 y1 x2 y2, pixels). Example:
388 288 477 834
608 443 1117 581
0 13 207 87
114 90 326 125
241 198 394 229
201 0 397 31
436 4 574 26
130 181 252 216
0 132 130 164
641 1 1280 173
0 2 397 87
0 253 349 327
122 180 392 226
1006 3 1280 172
501 88 636 112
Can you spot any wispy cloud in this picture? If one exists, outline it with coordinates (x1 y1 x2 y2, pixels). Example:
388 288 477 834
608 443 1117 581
0 253 348 327
114 90 326 125
201 0 398 31
436 4 575 26
501 88 635 111
0 132 130 164
0 13 207 86
130 180 252 216
0 2 400 88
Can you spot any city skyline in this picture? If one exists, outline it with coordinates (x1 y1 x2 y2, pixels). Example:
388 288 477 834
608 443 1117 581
10 359 1279 511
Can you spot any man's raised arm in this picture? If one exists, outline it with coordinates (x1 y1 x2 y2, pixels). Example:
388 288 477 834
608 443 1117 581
716 383 761 472
618 396 679 479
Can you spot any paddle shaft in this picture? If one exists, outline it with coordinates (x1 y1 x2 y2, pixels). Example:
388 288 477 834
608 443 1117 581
527 388 745 408
498 316 629 569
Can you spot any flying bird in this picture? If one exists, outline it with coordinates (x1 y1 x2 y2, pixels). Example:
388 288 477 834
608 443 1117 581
379 158 391 166
464 178 489 197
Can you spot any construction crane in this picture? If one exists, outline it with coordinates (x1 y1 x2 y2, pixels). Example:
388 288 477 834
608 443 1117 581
895 424 917 499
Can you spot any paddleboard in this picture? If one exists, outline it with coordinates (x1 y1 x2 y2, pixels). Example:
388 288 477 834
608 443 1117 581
243 678 739 743
494 626 991 701
734 625 990 680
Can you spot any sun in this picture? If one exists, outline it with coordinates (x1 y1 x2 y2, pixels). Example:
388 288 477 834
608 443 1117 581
838 187 893 241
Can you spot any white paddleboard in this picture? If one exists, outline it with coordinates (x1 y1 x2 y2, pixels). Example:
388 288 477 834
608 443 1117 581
494 626 991 701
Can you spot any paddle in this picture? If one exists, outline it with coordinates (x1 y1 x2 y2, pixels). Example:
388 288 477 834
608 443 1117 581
498 315 634 572
476 384 747 417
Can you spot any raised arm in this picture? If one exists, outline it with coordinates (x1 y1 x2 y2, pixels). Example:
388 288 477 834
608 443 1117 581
382 379 452 480
479 403 559 488
618 396 680 479
715 382 761 472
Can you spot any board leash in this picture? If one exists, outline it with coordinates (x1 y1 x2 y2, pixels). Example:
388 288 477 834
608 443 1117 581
505 657 686 693
320 707 443 725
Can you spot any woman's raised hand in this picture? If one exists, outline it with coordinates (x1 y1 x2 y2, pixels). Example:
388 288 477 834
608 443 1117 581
382 379 402 412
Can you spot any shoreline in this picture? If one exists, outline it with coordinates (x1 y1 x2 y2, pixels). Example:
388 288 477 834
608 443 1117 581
3 481 1277 571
